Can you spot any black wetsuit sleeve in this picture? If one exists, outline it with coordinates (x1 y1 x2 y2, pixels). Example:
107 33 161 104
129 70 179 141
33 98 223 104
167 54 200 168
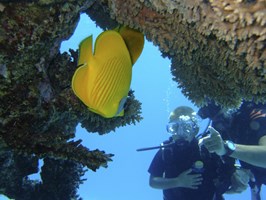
148 150 164 177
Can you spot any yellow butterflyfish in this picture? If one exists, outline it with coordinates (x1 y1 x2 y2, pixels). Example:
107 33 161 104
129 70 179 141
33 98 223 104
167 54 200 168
71 27 144 118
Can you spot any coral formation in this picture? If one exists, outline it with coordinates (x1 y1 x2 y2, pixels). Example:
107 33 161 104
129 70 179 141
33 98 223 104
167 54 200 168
0 150 85 199
100 0 265 107
0 0 265 198
0 1 142 198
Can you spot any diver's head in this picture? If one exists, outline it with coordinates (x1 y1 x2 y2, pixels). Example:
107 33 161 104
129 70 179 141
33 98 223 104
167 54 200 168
166 106 199 142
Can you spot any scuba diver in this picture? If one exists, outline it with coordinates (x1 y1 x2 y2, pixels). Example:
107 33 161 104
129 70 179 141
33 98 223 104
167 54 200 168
146 106 235 200
198 100 266 200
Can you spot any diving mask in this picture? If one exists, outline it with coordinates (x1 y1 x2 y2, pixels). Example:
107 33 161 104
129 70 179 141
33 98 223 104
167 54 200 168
166 114 199 141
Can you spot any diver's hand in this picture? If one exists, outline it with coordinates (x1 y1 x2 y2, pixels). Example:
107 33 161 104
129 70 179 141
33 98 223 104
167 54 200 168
199 127 226 156
226 168 252 194
176 169 203 189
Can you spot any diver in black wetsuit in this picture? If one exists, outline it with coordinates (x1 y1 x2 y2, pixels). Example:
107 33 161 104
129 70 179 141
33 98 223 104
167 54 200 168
148 106 235 200
198 100 266 200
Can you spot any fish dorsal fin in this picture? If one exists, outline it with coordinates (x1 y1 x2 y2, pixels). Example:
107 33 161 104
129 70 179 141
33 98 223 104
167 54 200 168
71 36 93 104
78 35 93 67
71 66 88 103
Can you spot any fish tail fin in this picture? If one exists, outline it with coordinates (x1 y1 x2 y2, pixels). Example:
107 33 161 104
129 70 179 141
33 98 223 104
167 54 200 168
117 26 144 65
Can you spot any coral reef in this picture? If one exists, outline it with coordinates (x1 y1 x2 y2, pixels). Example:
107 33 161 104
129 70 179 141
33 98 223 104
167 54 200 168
0 1 142 198
99 0 265 107
0 0 265 199
37 158 86 200
0 150 85 200
0 0 142 166
0 150 39 199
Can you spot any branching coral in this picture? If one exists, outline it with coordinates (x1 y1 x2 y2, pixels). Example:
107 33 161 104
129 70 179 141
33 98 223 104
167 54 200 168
0 1 143 194
100 0 265 107
1 0 265 198
0 148 87 199
80 90 143 134
38 158 86 200
85 1 119 30
0 0 144 199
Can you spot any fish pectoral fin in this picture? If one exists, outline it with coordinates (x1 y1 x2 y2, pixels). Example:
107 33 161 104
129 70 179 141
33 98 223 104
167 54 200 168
116 110 124 117
115 96 127 116
78 35 93 66
117 26 144 65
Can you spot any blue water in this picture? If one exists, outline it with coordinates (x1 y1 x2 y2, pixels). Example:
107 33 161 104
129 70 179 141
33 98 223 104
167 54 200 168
59 14 266 200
